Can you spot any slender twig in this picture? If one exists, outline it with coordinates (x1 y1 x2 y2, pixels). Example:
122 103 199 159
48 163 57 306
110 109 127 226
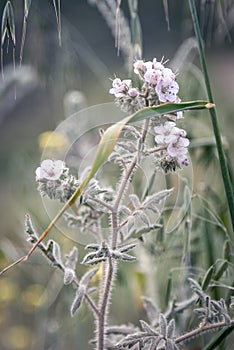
158 320 234 350
188 0 234 233
29 237 99 317
87 197 114 212
111 119 150 249
95 118 151 349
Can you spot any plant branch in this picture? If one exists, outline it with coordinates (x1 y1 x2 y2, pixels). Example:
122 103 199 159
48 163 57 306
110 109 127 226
97 258 114 350
156 321 234 350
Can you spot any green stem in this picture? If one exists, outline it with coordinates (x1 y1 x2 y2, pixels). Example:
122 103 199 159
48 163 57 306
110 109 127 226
188 0 234 233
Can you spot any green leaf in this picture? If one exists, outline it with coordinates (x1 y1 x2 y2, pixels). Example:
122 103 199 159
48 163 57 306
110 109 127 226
201 265 214 291
1 1 15 46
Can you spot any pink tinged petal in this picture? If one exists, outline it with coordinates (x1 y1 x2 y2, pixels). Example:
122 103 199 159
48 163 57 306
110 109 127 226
112 79 122 87
178 137 190 147
164 134 178 144
144 69 162 85
128 88 139 98
162 68 175 80
144 61 153 69
154 125 165 134
152 58 164 71
164 121 176 129
155 135 165 144
35 167 45 181
36 159 65 181
109 87 116 94
133 60 145 74
41 159 54 168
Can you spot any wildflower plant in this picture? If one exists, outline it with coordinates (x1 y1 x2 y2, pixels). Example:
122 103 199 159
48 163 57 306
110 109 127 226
1 1 234 350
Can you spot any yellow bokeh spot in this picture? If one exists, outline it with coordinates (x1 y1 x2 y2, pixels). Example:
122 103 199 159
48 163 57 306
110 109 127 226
0 279 18 304
20 284 46 312
38 131 69 151
2 326 33 349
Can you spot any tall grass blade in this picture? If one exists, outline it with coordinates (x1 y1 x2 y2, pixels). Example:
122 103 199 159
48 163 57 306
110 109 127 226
1 1 15 78
188 0 234 233
20 0 32 65
52 0 62 45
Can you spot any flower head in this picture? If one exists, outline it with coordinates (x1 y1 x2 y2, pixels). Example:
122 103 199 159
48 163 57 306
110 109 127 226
133 60 145 75
109 78 132 98
36 159 65 181
155 77 179 102
154 121 189 168
144 68 162 86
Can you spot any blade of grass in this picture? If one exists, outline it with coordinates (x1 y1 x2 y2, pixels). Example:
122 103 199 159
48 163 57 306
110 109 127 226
188 0 234 234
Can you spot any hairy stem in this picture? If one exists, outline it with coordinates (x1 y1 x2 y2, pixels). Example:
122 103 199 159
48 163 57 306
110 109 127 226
112 119 150 249
97 258 114 350
96 119 150 349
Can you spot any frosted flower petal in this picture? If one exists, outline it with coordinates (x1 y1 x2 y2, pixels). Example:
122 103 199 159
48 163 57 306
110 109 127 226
36 159 65 181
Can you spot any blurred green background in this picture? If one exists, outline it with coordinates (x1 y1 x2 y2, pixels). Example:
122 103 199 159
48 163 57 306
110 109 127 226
0 1 234 349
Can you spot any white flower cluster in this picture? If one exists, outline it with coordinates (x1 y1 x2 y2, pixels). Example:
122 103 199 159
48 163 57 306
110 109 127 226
109 78 145 113
109 57 182 118
154 121 189 170
35 160 80 203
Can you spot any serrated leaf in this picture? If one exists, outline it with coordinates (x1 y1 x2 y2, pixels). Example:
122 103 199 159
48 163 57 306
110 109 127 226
165 339 178 350
150 337 162 350
130 224 161 240
159 314 167 337
142 189 173 208
139 320 158 335
121 205 132 216
146 203 160 214
70 285 86 316
137 211 150 226
117 252 136 261
80 267 99 287
25 214 37 237
166 319 175 339
127 215 135 232
65 246 78 270
52 240 62 263
129 194 141 209
119 243 137 253
142 297 159 324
